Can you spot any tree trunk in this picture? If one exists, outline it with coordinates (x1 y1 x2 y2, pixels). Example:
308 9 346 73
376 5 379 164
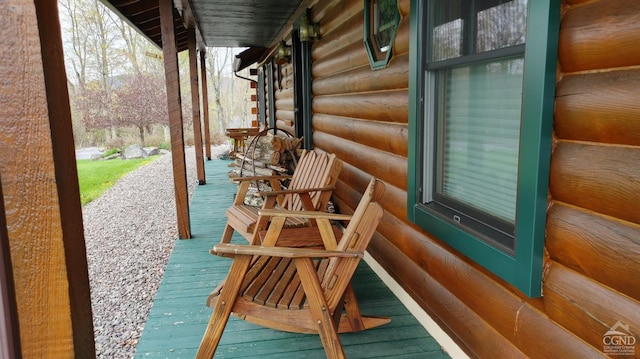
163 125 170 142
138 126 146 147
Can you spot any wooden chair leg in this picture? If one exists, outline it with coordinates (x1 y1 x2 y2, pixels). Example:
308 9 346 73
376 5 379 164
220 224 235 244
343 283 364 332
197 255 251 358
295 257 346 359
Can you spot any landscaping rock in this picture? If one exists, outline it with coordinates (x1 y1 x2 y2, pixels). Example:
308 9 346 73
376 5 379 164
123 145 148 159
104 153 121 161
143 147 159 156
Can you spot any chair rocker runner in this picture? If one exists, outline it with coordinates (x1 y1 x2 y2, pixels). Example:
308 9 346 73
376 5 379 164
222 149 343 244
197 178 390 358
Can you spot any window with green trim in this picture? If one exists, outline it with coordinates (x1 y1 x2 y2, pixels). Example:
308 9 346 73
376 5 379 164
407 0 559 297
427 0 527 253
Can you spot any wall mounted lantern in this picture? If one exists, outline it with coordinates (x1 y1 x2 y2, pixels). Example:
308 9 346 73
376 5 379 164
274 41 292 64
299 13 319 42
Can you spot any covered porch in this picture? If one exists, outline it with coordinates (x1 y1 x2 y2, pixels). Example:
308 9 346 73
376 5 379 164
134 158 451 358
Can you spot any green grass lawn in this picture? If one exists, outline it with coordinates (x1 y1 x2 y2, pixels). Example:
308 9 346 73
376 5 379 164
76 157 158 206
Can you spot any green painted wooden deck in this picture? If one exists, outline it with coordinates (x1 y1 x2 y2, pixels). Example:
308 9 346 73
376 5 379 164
134 158 450 358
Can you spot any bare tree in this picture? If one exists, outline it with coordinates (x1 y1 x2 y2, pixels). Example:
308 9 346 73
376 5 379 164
59 0 128 144
207 47 232 133
59 0 251 148
112 74 169 146
87 0 121 91
59 0 90 91
115 18 142 75
76 83 112 133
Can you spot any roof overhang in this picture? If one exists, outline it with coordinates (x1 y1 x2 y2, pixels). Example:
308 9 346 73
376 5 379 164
102 0 307 53
101 0 191 52
234 47 267 72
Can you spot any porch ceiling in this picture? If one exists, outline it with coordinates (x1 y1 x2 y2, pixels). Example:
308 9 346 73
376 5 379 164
190 0 304 47
103 0 304 52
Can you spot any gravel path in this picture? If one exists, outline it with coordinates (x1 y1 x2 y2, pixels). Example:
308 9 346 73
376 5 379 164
83 145 229 358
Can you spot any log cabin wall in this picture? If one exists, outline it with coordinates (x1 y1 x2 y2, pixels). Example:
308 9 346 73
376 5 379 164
546 0 640 355
275 58 296 135
262 0 640 356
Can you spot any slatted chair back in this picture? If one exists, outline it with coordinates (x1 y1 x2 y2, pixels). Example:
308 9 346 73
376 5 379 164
221 149 342 244
320 178 385 311
282 150 341 211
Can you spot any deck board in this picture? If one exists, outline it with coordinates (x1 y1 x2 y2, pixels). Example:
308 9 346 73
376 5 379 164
134 158 450 358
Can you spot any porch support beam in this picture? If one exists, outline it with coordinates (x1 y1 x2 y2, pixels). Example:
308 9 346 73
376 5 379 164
200 50 212 160
0 176 21 359
160 0 191 238
188 27 206 184
1 0 95 356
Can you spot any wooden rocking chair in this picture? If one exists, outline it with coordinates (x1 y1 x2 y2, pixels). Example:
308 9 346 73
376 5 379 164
221 149 343 244
197 178 390 358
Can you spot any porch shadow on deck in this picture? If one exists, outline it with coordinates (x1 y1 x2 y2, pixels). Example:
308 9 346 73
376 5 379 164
134 158 450 358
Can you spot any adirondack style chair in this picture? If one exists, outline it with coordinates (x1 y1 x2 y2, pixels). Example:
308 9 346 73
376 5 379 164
221 149 343 244
197 178 390 359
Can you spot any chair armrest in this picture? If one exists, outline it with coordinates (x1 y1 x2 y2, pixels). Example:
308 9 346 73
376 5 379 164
254 186 334 197
212 243 362 259
258 208 352 221
231 175 292 182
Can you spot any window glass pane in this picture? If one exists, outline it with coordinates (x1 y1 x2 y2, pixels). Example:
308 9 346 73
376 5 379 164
476 0 527 52
374 0 398 52
436 57 524 223
430 0 528 62
430 1 463 61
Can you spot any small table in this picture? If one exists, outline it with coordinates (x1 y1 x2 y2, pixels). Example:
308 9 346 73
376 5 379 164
225 128 260 157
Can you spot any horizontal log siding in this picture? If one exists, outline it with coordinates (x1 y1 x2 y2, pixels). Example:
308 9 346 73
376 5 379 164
550 142 640 225
313 0 362 46
313 132 407 190
555 69 640 146
313 90 408 123
546 203 640 301
559 0 640 72
546 0 640 354
313 53 410 95
304 0 611 357
275 62 295 134
295 0 640 357
544 263 640 353
310 0 411 191
313 115 408 157
369 234 602 359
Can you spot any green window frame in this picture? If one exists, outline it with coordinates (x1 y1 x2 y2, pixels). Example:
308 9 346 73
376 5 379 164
407 0 560 297
364 0 400 70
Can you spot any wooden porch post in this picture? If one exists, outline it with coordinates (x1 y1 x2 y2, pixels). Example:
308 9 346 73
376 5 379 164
200 50 212 160
0 177 21 359
1 0 95 356
188 27 206 184
160 0 191 238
